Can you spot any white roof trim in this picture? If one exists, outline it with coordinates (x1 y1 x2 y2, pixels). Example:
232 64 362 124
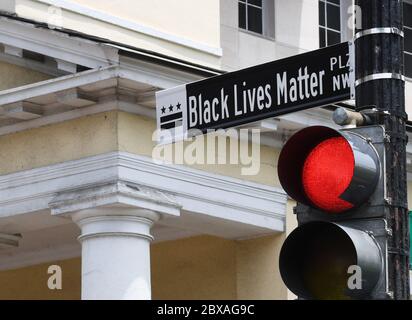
0 65 118 106
0 16 119 68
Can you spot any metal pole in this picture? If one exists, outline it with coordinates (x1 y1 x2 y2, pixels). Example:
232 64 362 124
355 0 410 299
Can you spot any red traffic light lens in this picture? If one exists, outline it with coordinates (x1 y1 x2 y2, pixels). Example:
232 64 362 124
302 137 355 213
278 126 380 211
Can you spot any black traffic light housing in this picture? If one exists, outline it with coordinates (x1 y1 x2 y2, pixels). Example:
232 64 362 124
278 125 390 300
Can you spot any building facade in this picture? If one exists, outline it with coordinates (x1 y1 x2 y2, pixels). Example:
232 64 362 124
0 0 409 299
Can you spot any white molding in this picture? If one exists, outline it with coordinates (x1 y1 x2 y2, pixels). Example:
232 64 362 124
0 16 119 68
0 100 152 136
49 181 181 217
0 65 117 106
0 243 80 271
0 62 203 107
37 0 223 57
0 152 287 236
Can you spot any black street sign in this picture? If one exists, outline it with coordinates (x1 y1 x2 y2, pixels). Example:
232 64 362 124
156 42 354 141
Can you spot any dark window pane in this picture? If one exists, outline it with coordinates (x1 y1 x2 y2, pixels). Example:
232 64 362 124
319 1 325 26
319 28 326 48
239 2 246 29
248 6 262 34
405 28 412 53
404 3 412 28
327 30 341 45
248 0 262 7
327 3 341 31
405 53 412 78
328 0 340 4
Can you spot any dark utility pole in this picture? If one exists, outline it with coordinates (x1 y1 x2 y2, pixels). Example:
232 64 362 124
355 0 410 299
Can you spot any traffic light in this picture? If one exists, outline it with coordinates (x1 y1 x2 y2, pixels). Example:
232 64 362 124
278 125 389 300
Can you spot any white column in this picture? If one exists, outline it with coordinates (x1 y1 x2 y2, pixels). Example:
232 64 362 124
71 207 159 300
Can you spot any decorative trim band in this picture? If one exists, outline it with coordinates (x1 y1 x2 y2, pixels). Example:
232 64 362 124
355 73 405 87
354 27 404 40
78 232 154 242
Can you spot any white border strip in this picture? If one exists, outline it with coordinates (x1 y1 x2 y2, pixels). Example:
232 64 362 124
37 0 223 57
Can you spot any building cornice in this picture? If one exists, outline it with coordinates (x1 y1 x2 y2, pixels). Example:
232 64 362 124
0 151 287 238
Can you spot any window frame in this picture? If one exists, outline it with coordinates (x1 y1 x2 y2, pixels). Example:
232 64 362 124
238 0 275 40
239 0 264 35
319 0 342 48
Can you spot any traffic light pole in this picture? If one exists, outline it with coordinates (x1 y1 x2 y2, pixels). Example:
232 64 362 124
355 0 410 299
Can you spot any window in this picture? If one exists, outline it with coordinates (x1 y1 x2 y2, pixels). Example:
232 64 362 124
404 2 412 78
239 0 263 34
319 0 342 47
238 0 275 38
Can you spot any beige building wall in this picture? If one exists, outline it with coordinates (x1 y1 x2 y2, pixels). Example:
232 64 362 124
152 236 237 300
0 258 81 300
67 0 220 48
0 111 282 187
235 234 287 299
220 0 319 71
0 235 287 300
11 0 221 68
0 112 118 175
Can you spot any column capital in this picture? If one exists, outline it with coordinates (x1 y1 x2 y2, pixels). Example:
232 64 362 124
70 207 160 242
49 180 181 217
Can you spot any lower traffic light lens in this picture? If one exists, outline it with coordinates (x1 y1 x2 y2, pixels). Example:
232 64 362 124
280 222 358 300
279 222 383 300
303 228 356 300
302 137 355 213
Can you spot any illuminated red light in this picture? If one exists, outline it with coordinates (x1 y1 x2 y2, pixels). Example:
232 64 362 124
302 137 355 213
